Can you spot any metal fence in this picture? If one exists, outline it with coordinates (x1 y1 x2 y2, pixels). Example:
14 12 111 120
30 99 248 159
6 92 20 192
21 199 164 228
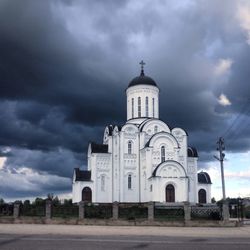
84 203 113 219
52 204 79 218
191 206 221 220
0 204 13 216
20 204 45 217
118 203 148 220
154 205 184 220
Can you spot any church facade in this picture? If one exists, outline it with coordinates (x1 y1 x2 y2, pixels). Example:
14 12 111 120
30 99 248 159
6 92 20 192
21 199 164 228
72 63 212 204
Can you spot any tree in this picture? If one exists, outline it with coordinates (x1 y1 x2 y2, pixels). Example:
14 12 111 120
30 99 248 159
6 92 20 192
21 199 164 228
0 198 4 205
23 200 30 207
211 197 216 203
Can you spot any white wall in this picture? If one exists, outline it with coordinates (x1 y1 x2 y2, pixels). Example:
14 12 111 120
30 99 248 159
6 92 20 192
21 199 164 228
126 85 159 120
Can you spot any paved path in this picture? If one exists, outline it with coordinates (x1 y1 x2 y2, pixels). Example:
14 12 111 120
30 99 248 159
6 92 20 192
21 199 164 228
0 224 250 238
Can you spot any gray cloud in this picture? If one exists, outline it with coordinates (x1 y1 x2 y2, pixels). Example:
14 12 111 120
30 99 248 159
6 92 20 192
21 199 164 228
0 0 250 199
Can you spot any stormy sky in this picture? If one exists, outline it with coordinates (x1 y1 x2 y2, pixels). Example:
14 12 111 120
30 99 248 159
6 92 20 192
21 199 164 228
0 0 250 200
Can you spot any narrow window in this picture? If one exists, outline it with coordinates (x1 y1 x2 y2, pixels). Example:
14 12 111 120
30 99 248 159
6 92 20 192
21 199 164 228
152 98 155 117
128 141 132 154
101 175 105 191
154 125 158 134
138 97 141 117
128 174 132 189
161 146 165 163
145 96 149 117
132 98 134 118
150 185 153 192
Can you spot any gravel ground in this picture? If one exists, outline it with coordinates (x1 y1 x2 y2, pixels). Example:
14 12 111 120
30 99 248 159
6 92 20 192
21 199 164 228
0 224 250 238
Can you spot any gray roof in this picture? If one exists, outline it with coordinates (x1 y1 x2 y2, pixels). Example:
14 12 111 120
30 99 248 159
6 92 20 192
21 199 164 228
90 142 108 153
128 70 158 88
74 168 91 181
198 171 212 184
188 147 198 157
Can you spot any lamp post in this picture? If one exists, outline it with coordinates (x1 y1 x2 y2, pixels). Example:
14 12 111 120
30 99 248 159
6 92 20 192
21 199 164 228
214 137 229 221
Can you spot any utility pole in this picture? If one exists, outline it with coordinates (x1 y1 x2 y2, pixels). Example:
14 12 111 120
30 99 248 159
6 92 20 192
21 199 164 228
214 137 226 200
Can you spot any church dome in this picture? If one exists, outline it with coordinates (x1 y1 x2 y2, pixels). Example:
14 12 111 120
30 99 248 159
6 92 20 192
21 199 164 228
128 60 158 88
128 74 157 88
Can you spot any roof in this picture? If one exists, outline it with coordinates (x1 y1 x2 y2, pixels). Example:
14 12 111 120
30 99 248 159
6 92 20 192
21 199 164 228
128 70 158 88
188 147 198 157
74 168 91 181
107 125 113 136
90 142 108 153
198 171 212 184
151 160 187 177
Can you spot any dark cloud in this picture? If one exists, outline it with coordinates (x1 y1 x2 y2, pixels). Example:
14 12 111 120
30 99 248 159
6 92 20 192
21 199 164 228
0 0 250 200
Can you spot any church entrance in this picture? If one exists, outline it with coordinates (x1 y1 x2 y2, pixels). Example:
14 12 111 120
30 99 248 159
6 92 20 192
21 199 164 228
82 187 92 202
166 184 175 202
198 189 206 203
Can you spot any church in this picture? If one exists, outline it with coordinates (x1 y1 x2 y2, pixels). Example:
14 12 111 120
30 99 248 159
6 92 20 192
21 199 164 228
72 62 212 204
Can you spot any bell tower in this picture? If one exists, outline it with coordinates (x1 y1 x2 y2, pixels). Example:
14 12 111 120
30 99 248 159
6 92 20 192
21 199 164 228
126 61 159 121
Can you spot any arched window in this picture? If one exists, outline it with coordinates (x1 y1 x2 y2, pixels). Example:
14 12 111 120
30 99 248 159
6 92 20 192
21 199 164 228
145 96 149 117
132 98 134 118
82 187 92 202
161 146 165 163
128 174 132 189
138 97 141 117
198 189 207 203
128 141 132 154
154 125 158 134
152 98 155 117
101 175 105 191
166 184 175 202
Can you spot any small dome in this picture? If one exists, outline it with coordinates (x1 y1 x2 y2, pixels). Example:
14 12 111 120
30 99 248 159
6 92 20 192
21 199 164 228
198 172 212 184
187 147 198 157
128 74 158 88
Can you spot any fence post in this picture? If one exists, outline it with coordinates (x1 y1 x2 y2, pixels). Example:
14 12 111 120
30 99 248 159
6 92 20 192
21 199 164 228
184 202 191 222
46 200 52 219
79 201 85 220
148 202 154 221
222 202 230 221
13 202 20 219
112 202 119 220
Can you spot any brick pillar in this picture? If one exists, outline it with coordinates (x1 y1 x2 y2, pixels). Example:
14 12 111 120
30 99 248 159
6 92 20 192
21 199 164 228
222 202 230 221
13 202 20 219
184 202 191 222
148 202 154 221
112 202 119 220
46 200 52 219
79 201 85 219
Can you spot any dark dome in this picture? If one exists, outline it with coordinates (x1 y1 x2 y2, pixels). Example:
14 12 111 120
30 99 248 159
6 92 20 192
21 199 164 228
128 74 158 88
198 172 212 184
187 147 198 158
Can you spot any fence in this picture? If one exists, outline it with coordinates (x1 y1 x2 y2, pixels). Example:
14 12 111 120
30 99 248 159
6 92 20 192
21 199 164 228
20 204 45 217
2 201 229 222
0 204 13 216
84 203 112 219
154 205 184 220
52 204 79 218
118 203 148 220
191 206 221 220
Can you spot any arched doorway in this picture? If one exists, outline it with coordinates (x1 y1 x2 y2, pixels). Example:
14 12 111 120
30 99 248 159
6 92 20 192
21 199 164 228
82 187 92 202
198 189 206 203
166 184 175 202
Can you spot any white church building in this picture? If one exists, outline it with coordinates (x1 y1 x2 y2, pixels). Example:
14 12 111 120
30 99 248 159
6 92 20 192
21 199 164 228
72 62 212 204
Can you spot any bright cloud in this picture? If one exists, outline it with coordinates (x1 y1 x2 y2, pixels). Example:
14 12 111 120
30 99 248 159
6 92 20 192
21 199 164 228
214 59 233 76
237 3 250 45
217 93 232 106
0 157 6 170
